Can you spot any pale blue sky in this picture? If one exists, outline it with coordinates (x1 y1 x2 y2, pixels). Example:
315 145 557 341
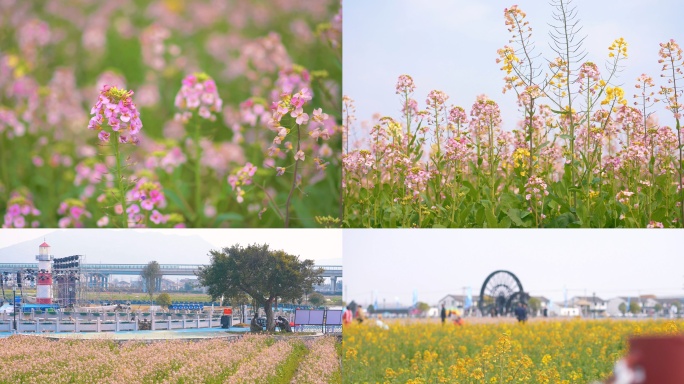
343 229 684 306
344 0 682 135
0 229 343 265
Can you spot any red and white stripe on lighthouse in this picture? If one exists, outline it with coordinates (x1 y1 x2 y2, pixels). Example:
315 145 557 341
36 241 53 304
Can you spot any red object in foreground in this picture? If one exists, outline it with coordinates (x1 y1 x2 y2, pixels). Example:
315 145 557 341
629 335 684 384
605 335 684 384
223 308 233 315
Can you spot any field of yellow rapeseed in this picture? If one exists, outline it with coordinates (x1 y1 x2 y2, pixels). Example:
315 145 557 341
343 319 683 383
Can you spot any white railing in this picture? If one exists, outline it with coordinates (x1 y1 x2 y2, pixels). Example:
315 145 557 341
0 315 222 333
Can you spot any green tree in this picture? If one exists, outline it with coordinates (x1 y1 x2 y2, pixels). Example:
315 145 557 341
528 297 541 315
367 304 375 314
655 303 663 314
618 302 627 316
196 243 323 331
415 301 431 314
141 261 161 303
629 301 641 315
308 292 326 307
156 293 172 308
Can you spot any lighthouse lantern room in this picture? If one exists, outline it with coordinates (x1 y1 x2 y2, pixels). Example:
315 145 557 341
36 241 53 304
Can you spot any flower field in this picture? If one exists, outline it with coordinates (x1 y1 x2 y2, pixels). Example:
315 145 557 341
342 319 684 383
343 2 683 228
0 334 341 383
0 0 341 228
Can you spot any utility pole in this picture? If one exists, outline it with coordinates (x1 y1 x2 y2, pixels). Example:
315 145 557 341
13 286 17 333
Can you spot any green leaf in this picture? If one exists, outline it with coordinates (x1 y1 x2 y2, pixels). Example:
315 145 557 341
481 201 498 228
214 213 244 224
164 189 194 220
506 208 525 227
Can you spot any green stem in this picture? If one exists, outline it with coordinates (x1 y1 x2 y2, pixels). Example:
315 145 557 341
284 123 301 228
255 183 284 221
0 134 8 194
113 133 128 228
194 119 203 227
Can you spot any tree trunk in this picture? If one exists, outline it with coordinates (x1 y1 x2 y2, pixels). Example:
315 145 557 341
265 297 275 332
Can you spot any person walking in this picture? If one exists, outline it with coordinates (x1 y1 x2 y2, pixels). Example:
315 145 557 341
342 306 353 325
514 303 525 323
355 305 365 324
440 303 447 325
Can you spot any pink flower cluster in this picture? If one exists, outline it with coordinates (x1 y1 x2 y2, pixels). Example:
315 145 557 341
448 106 468 127
524 176 549 206
228 163 258 203
576 62 601 94
3 192 41 228
88 85 143 144
444 137 471 163
0 334 341 383
291 337 341 383
126 180 167 226
405 167 431 198
396 74 416 95
616 190 635 204
174 72 223 121
226 338 293 383
57 199 91 228
0 107 25 138
74 161 111 199
647 221 664 228
469 94 503 140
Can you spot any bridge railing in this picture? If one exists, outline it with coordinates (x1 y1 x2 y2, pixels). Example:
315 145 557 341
0 263 341 275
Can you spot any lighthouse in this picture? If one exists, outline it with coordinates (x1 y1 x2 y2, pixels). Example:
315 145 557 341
35 241 53 304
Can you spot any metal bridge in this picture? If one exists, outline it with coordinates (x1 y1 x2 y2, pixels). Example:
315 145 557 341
1 263 342 293
0 263 341 278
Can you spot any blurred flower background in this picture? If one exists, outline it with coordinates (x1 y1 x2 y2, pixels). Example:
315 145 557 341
0 0 342 228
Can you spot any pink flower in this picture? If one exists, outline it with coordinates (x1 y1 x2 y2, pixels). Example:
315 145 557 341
227 163 258 204
57 199 90 228
141 199 155 211
294 150 305 161
291 88 313 108
174 72 222 121
150 210 165 225
70 206 85 220
396 74 416 94
291 108 309 125
89 85 142 144
126 204 140 216
276 167 286 176
312 108 328 121
97 216 109 227
13 216 25 228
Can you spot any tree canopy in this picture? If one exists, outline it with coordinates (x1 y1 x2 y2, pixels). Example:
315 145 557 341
196 243 323 331
308 292 326 307
156 293 172 308
141 261 161 302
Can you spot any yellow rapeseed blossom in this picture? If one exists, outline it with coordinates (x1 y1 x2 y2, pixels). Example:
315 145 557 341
343 319 684 383
608 37 628 58
602 86 628 106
